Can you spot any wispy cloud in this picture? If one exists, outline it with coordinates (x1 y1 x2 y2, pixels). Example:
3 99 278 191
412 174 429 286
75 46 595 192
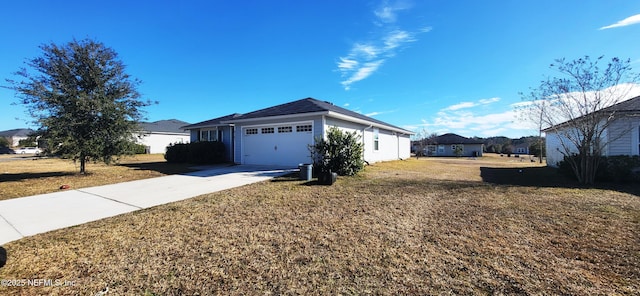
337 0 430 90
599 14 640 30
365 109 397 117
444 102 476 111
442 97 501 111
411 97 533 137
374 0 412 24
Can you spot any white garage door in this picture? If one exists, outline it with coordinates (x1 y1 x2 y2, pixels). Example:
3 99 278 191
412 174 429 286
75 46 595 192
242 122 314 167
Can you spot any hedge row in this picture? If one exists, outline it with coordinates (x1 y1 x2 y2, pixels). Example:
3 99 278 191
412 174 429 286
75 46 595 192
164 141 226 164
558 155 640 183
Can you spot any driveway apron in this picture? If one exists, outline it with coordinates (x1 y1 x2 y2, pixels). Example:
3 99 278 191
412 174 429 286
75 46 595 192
0 165 292 245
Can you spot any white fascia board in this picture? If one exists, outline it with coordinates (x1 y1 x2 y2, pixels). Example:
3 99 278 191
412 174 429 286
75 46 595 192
220 111 328 124
326 111 414 135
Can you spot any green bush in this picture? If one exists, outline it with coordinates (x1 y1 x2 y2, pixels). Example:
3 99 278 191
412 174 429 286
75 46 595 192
558 155 640 183
310 126 364 176
131 143 148 154
165 141 226 164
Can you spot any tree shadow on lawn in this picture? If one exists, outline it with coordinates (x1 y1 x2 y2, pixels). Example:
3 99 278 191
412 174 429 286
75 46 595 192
0 172 76 182
118 162 198 175
480 166 640 196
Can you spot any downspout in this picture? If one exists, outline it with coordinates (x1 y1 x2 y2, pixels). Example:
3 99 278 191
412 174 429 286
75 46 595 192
396 132 400 160
362 124 373 165
229 124 235 164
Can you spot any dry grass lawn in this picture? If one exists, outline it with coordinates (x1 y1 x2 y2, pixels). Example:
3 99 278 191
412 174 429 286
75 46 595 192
0 154 195 200
1 155 638 295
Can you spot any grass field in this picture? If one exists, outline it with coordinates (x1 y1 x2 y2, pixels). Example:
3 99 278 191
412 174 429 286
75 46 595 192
0 154 195 201
0 155 638 295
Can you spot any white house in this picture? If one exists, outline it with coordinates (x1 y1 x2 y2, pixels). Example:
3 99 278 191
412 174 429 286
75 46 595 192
544 95 640 167
135 119 191 154
182 98 413 167
0 129 35 147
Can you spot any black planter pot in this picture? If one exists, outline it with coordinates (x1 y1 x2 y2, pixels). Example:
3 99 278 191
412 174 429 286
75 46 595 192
318 171 337 185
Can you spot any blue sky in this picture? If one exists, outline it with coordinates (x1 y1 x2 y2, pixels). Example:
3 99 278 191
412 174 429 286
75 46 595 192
1 0 639 138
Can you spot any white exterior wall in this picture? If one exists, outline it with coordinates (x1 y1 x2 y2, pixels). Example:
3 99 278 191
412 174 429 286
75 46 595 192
324 117 411 163
135 133 190 154
545 130 577 167
546 117 640 167
606 117 640 156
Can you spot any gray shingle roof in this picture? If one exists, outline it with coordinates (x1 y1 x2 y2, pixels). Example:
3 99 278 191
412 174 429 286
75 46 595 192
138 119 190 134
542 95 640 132
181 113 243 129
601 95 640 113
429 133 483 145
0 128 35 138
230 97 413 133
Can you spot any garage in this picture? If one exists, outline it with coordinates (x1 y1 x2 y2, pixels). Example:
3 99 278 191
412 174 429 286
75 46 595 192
241 122 314 167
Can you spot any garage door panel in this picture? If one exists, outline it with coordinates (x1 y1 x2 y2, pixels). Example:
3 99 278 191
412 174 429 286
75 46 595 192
242 123 313 167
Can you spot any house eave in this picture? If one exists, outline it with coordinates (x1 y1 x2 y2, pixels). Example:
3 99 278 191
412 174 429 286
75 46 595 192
326 111 415 135
220 111 329 124
182 123 232 130
135 131 190 136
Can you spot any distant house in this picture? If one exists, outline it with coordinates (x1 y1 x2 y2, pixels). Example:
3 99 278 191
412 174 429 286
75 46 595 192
513 143 530 155
135 119 191 154
183 97 413 167
544 95 640 167
424 133 484 157
0 129 35 147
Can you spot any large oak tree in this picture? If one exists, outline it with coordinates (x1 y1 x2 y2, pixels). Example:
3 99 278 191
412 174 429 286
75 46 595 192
7 39 151 173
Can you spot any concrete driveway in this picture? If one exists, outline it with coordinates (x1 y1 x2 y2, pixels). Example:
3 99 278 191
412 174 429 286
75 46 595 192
0 165 293 245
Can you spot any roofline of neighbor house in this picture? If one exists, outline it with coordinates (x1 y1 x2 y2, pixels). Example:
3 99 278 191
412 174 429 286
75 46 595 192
539 110 637 133
541 95 640 132
135 131 190 136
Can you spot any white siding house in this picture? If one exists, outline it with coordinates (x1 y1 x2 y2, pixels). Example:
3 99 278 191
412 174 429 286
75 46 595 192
183 98 413 167
544 96 640 167
135 119 191 154
0 129 35 147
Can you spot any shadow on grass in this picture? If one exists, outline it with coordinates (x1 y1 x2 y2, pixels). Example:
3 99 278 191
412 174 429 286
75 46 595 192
270 173 301 183
118 162 197 175
0 172 76 182
480 166 640 196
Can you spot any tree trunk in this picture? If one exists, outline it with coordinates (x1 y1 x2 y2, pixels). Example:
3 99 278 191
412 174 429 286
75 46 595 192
80 155 86 174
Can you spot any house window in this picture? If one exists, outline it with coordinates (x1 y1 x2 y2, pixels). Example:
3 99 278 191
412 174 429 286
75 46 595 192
438 145 444 153
427 145 436 156
245 128 258 135
452 144 464 152
373 128 379 151
200 130 218 141
296 125 312 132
261 127 275 134
278 126 292 133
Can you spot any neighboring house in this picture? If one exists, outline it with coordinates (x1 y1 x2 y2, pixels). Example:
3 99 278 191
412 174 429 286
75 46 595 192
513 143 530 155
544 95 640 167
135 119 191 154
0 128 35 147
183 97 413 167
424 133 484 157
